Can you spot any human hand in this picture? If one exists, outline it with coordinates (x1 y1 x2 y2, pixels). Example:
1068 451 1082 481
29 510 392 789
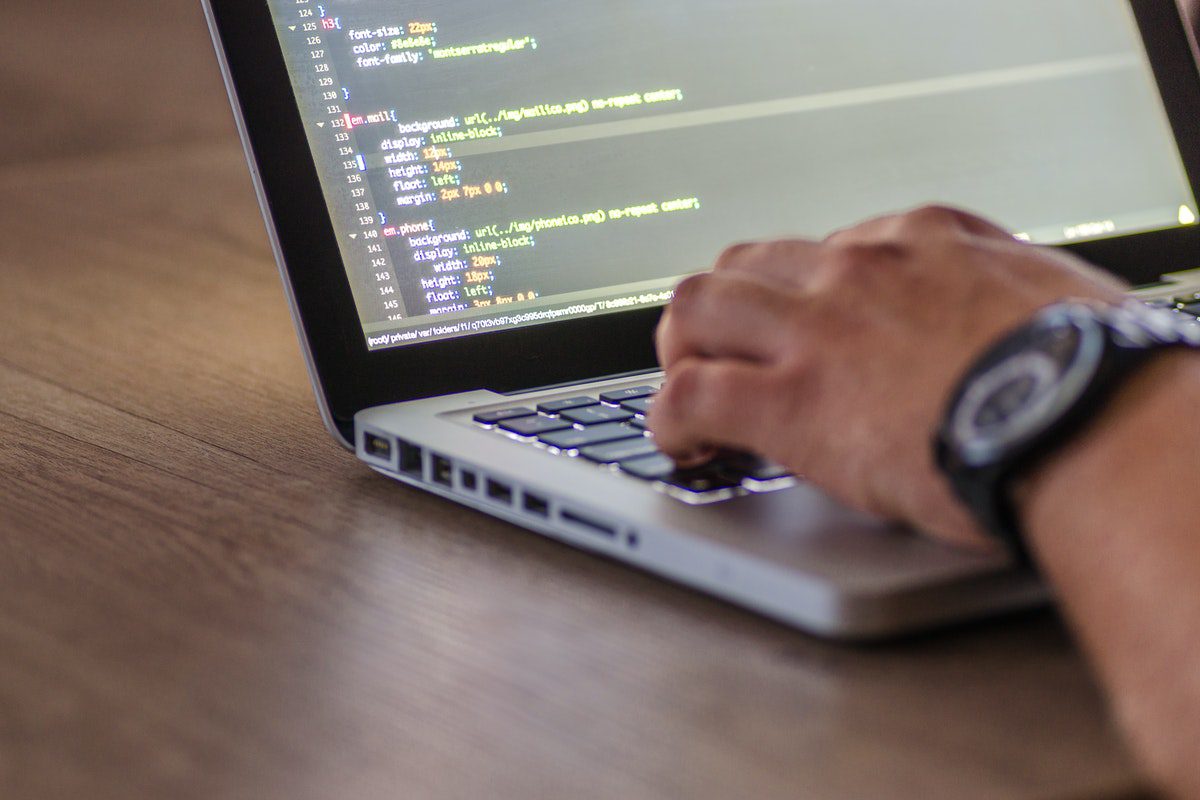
648 206 1127 549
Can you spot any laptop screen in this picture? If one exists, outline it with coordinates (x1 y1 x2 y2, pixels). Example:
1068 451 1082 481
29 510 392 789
267 1 1198 352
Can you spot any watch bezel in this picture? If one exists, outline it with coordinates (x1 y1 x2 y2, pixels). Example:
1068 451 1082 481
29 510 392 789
950 306 1107 468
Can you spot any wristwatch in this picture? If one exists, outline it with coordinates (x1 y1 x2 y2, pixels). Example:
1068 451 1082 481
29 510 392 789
934 300 1200 566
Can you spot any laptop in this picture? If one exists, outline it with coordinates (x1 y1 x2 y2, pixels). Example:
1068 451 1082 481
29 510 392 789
202 0 1200 639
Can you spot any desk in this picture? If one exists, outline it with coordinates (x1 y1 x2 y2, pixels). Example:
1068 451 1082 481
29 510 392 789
0 3 1149 798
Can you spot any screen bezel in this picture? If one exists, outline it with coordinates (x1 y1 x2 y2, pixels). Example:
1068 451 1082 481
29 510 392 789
204 0 1200 441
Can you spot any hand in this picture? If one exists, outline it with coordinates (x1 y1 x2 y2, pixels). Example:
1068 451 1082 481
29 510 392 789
648 205 1127 549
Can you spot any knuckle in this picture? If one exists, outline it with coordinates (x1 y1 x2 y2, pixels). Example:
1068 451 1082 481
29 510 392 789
827 208 888 235
767 238 809 259
717 241 784 274
670 273 711 312
704 273 751 308
905 204 965 231
713 242 754 271
673 272 751 320
822 226 850 246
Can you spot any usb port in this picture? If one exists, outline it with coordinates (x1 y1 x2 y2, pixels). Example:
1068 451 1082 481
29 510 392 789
398 441 424 477
431 455 453 487
460 469 478 492
363 432 392 461
486 479 513 505
523 493 549 517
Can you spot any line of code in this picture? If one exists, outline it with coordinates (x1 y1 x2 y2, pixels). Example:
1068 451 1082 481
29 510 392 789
275 2 705 326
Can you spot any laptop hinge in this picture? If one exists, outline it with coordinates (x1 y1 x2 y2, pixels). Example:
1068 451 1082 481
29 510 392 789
500 367 662 397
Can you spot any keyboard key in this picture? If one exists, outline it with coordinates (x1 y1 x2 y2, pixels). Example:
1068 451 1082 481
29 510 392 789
1178 302 1200 317
599 385 658 405
619 454 742 495
620 396 655 415
499 415 573 437
618 453 676 481
580 437 660 464
539 422 643 451
561 406 635 426
473 407 536 425
537 396 599 414
664 468 742 494
628 416 650 430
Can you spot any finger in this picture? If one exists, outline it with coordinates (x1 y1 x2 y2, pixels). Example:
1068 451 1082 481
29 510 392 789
656 272 801 369
711 239 824 288
648 357 785 462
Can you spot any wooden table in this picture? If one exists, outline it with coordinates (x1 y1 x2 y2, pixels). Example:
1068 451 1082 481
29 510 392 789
0 3 1152 798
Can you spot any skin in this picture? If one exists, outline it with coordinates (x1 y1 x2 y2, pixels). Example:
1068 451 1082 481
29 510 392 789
651 207 1126 546
648 206 1200 797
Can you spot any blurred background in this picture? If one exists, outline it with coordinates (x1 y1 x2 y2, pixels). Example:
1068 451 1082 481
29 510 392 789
1 4 233 167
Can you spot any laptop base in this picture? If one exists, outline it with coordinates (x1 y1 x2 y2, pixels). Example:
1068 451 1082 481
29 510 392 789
356 375 1049 641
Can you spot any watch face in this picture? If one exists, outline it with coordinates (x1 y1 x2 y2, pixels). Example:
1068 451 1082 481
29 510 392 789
951 308 1105 467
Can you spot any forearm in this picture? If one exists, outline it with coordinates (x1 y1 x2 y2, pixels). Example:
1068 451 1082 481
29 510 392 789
651 207 1200 789
1019 351 1200 797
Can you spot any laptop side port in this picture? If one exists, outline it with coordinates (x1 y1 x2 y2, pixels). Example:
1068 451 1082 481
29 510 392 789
486 479 513 505
459 468 478 492
397 440 424 478
523 493 550 518
560 509 617 539
363 432 392 461
431 454 453 487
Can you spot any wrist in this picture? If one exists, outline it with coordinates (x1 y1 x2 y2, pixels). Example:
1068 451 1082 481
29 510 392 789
1015 350 1200 562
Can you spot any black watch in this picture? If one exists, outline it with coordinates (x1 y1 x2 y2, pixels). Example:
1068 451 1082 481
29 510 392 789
935 300 1200 566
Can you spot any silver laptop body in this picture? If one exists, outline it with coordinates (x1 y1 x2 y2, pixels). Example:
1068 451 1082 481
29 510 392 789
204 0 1200 638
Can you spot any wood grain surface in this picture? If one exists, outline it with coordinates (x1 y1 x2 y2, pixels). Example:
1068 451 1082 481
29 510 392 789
0 3 1156 799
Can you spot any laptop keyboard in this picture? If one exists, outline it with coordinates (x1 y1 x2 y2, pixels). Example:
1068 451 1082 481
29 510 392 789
472 383 796 504
1144 291 1200 317
469 293 1200 506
